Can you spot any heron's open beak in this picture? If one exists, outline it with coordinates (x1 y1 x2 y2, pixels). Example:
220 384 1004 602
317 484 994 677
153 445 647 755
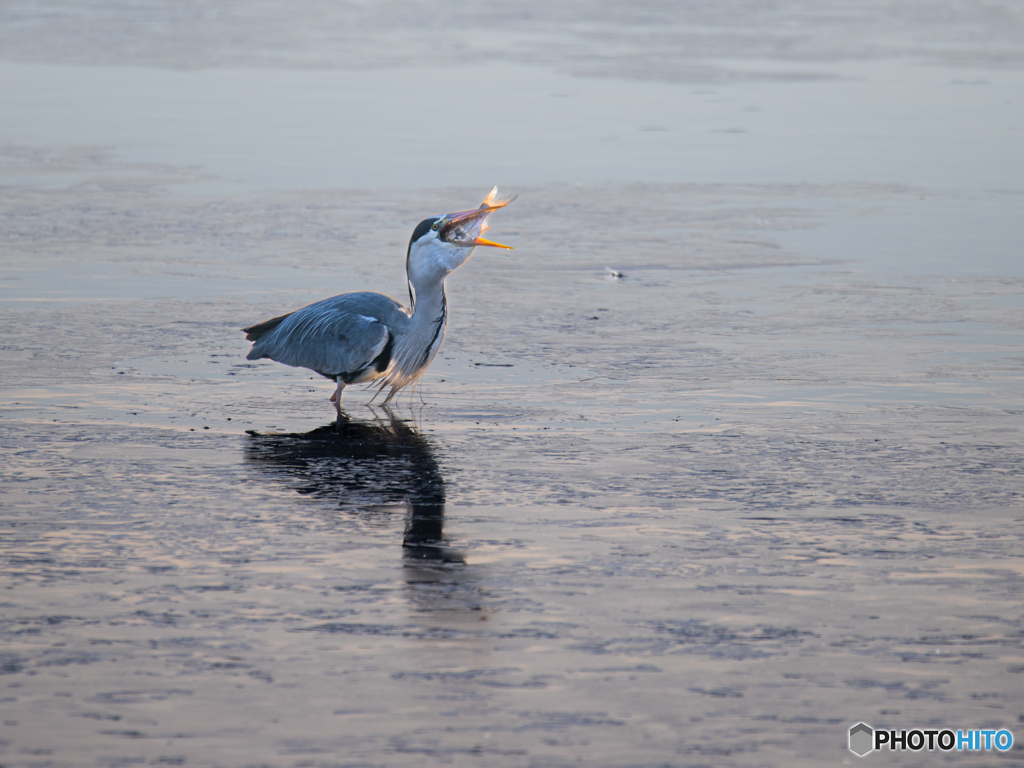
439 187 515 249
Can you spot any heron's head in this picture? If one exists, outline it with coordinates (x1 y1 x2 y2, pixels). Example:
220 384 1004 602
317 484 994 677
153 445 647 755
406 187 514 288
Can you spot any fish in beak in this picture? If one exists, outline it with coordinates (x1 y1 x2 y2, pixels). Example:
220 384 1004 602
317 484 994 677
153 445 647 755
439 186 515 249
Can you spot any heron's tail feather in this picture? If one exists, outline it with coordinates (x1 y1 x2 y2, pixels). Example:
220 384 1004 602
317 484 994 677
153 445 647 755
243 311 295 342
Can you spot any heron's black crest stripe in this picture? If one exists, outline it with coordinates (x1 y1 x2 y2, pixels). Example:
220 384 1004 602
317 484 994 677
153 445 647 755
420 290 447 368
406 217 440 309
409 217 439 250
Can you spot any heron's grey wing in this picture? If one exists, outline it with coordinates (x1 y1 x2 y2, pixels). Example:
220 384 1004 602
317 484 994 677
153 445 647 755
247 294 400 379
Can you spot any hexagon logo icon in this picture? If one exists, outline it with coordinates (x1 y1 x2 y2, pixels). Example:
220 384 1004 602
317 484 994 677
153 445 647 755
849 722 874 757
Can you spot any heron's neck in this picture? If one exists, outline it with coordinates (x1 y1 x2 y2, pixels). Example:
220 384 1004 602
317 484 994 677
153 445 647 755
392 273 448 384
409 272 446 321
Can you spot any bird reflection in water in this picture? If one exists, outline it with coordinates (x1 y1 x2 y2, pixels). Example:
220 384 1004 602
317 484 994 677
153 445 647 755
243 412 463 566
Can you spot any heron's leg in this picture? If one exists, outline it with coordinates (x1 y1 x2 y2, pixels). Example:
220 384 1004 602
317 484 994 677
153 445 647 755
381 385 400 406
367 380 386 405
332 379 345 420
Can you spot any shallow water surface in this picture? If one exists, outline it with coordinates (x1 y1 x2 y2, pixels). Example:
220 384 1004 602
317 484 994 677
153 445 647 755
3 59 1022 195
2 3 1024 766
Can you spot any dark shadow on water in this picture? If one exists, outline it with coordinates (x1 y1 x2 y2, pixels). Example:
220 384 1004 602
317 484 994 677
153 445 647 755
243 411 464 565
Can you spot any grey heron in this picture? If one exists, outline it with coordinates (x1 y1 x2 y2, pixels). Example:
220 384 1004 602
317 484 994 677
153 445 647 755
243 187 513 417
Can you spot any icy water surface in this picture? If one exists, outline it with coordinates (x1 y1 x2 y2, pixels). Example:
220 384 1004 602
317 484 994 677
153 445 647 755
2 2 1024 766
3 59 1022 193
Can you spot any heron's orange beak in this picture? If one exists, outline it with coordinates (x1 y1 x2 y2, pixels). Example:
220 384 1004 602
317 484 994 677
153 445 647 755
473 237 513 249
439 187 515 249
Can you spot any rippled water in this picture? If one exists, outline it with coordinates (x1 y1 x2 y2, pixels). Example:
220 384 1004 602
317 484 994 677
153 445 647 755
2 3 1023 766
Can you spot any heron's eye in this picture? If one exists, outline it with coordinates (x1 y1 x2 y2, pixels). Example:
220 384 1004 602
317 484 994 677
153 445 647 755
431 221 441 231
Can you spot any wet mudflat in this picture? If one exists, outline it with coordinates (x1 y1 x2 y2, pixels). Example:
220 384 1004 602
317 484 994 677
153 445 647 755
2 3 1024 767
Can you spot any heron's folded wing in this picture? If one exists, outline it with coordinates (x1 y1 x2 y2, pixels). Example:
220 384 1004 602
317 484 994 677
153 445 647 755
255 303 390 378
